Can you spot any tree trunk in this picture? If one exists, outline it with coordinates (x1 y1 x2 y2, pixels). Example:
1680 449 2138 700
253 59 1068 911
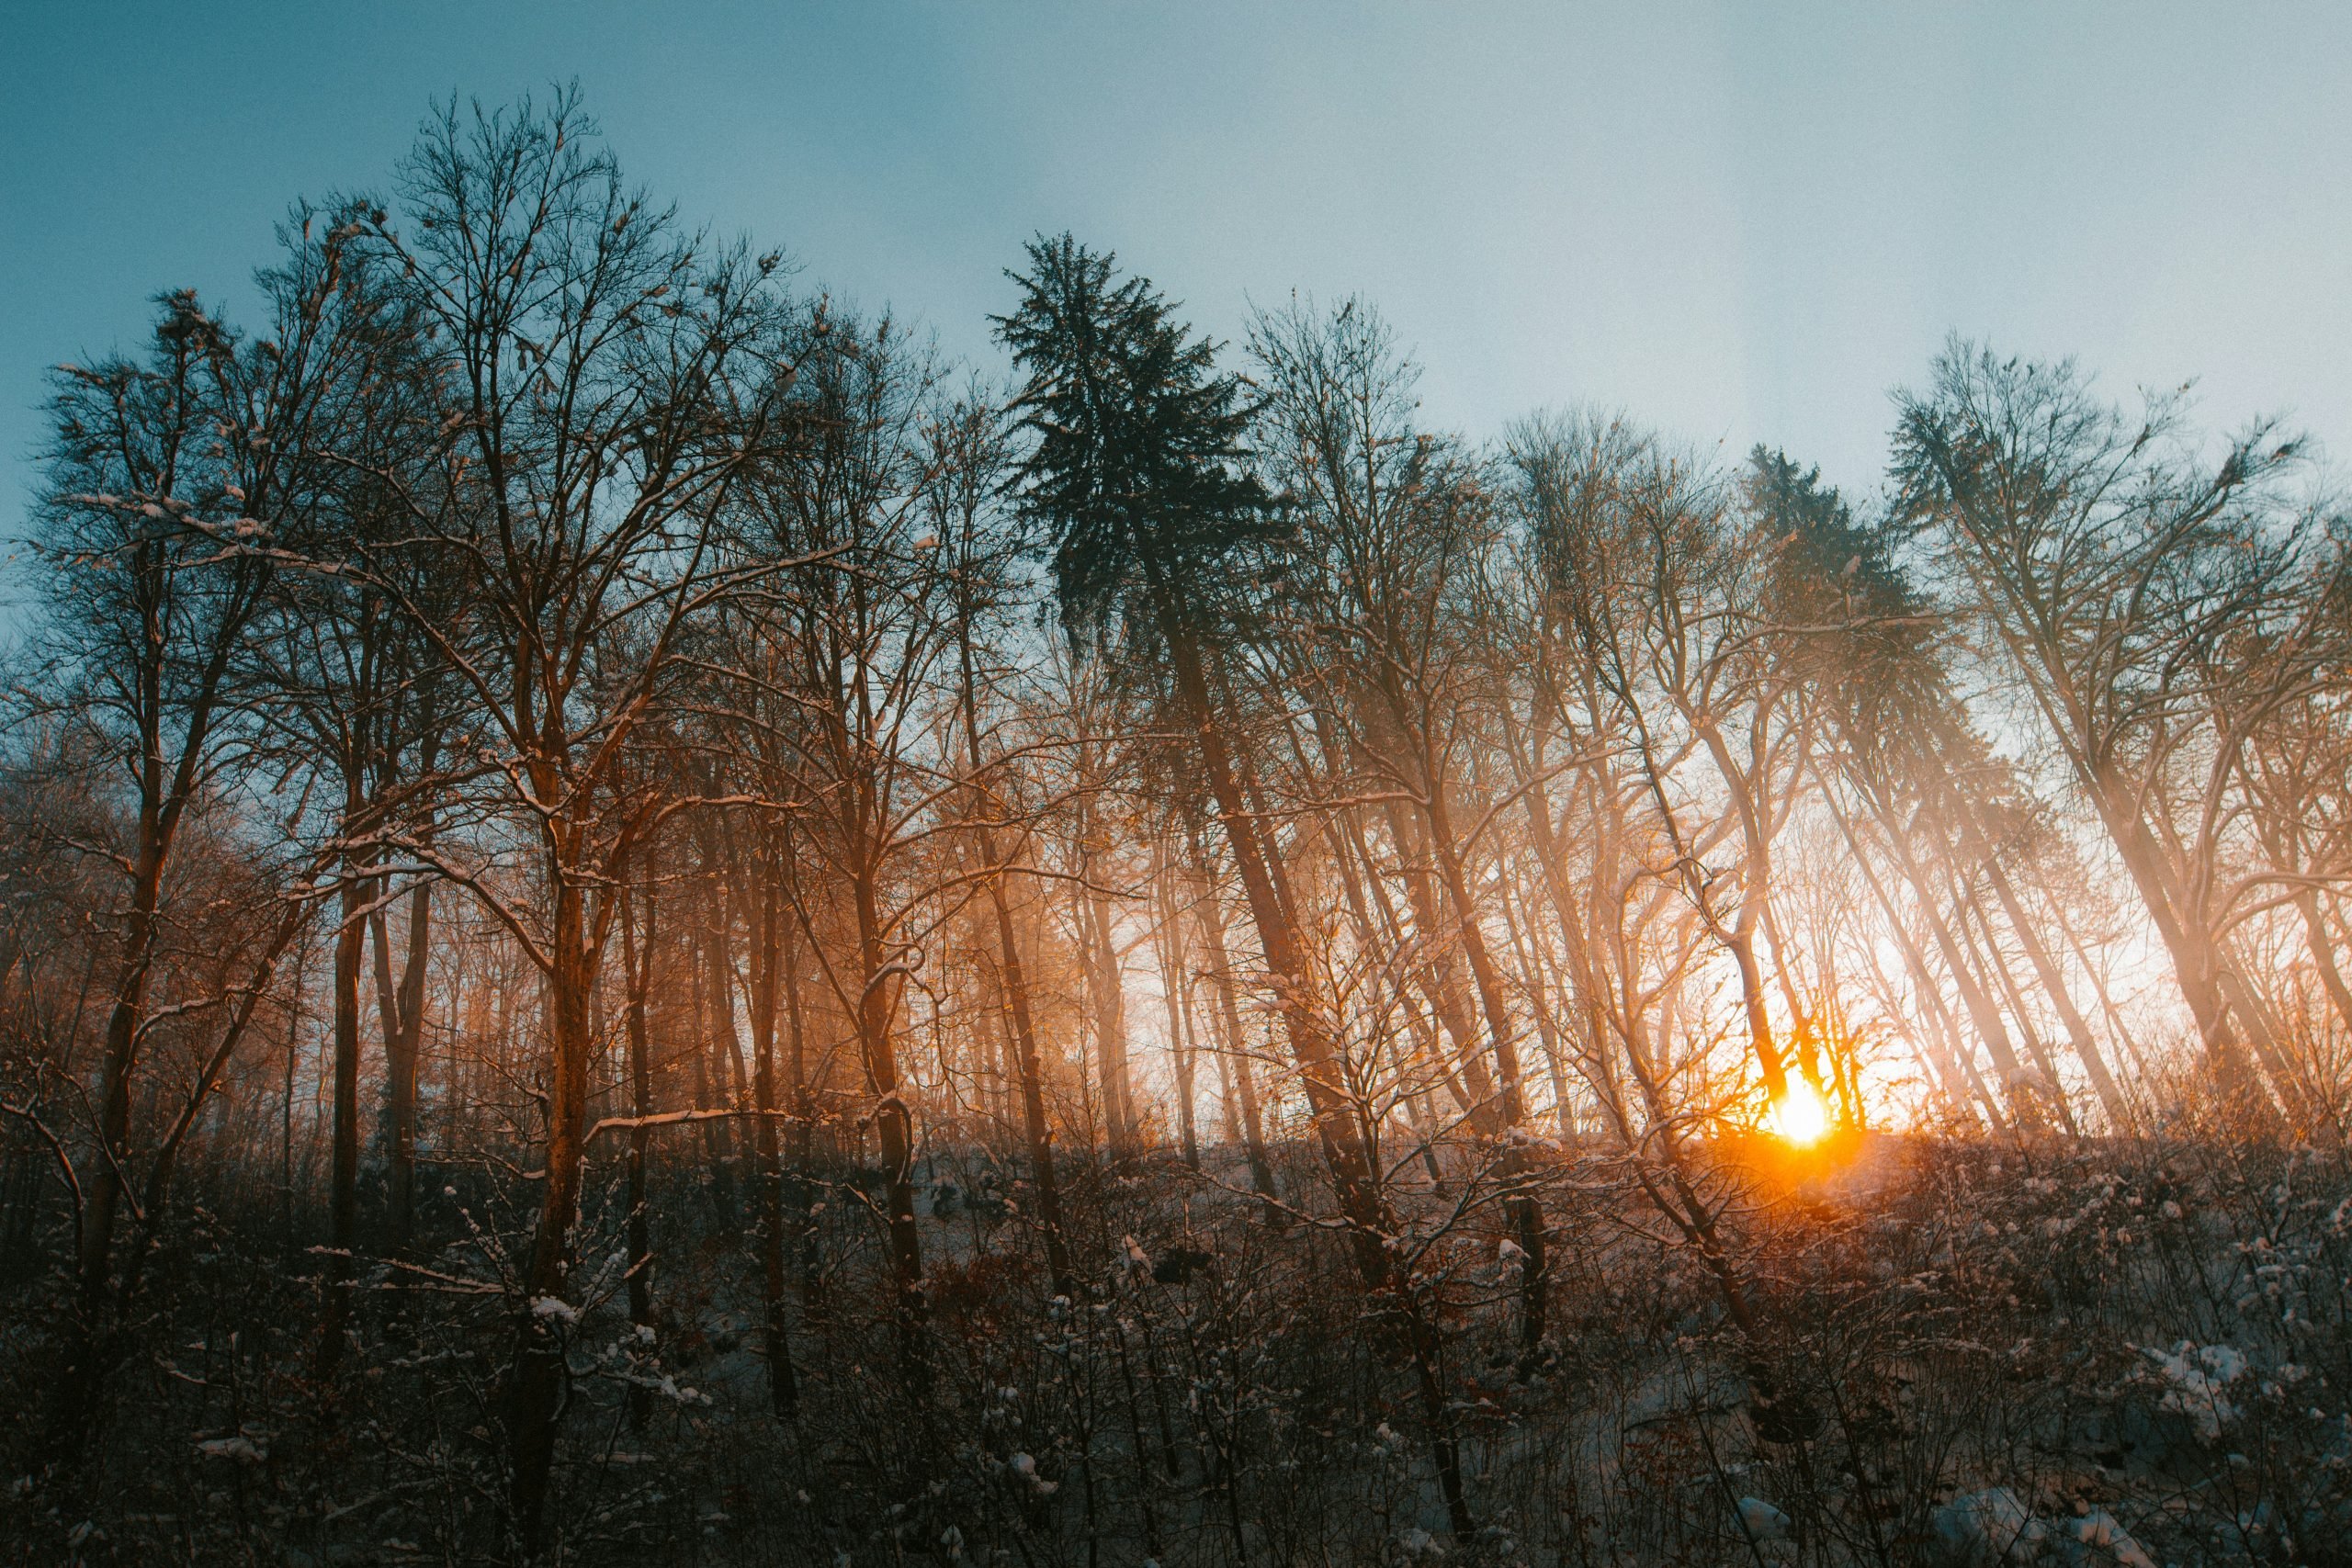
1377 803 1498 1117
1329 806 1476 1118
43 779 168 1462
1984 862 2132 1130
952 604 1075 1297
317 864 367 1380
2296 887 2352 1035
617 890 656 1431
1149 587 1471 1534
370 881 432 1256
1960 893 2079 1135
987 875 1073 1295
509 862 597 1551
1207 1028 1241 1147
843 772 929 1396
1188 853 1282 1223
2217 954 2328 1139
1155 865 1202 1170
1084 875 1138 1157
709 906 753 1139
2088 785 2289 1129
1510 759 1622 1119
1829 804 1998 1128
690 909 740 1224
776 886 828 1315
1417 777 1546 1351
1861 797 2042 1128
742 865 799 1416
1498 885 1577 1138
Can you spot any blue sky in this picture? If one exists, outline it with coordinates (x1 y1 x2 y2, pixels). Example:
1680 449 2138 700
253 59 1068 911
5 1 2347 544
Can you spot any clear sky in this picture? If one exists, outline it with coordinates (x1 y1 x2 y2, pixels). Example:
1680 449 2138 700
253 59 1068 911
5 1 2348 541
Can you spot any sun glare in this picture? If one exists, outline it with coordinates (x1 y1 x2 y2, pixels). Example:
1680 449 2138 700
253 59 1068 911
1770 1079 1831 1146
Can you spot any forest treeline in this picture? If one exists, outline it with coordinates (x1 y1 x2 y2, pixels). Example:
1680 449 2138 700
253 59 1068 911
4 93 2350 1564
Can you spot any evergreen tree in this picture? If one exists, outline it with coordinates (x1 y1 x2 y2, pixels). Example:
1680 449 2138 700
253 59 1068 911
998 235 1477 1533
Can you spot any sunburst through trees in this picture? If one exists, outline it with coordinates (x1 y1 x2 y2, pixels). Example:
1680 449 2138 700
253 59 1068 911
3 90 2350 1568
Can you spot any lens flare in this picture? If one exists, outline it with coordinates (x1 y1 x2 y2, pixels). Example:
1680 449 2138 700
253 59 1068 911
1770 1079 1831 1146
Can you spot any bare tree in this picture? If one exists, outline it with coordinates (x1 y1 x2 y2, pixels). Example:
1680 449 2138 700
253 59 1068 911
1894 343 2340 1130
331 92 802 1543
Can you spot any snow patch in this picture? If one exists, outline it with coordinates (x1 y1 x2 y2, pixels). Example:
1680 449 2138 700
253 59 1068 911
1931 1488 2045 1567
1737 1496 1791 1541
2141 1340 2246 1442
194 1436 266 1463
2055 1507 2154 1568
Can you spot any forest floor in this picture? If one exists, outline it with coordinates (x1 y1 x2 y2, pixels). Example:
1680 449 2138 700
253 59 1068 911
2 1129 2346 1566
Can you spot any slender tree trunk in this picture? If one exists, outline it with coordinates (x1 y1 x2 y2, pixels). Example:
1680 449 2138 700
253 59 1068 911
1620 709 1793 1100
2089 786 2289 1129
1207 1022 1242 1146
710 908 754 1135
842 760 929 1396
1329 806 1476 1117
2043 893 2163 1086
1498 883 1576 1138
509 858 598 1551
370 881 432 1256
691 911 740 1224
281 952 301 1262
1377 803 1498 1116
1084 875 1137 1157
111 884 316 1318
1860 795 2042 1127
1960 893 2079 1134
1809 773 1980 1119
1831 807 1997 1128
1417 776 1547 1352
1510 758 1622 1122
1984 862 2132 1130
1189 853 1281 1222
43 795 167 1462
775 900 829 1314
317 863 367 1380
989 877 1073 1295
742 865 800 1416
1150 589 1471 1535
2296 888 2352 1034
1156 864 1201 1171
1419 786 1525 1124
617 890 656 1431
953 612 1074 1297
1160 611 1386 1262
2217 954 2329 1139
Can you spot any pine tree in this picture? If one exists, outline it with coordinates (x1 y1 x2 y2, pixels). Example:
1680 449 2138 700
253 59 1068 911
997 235 1476 1533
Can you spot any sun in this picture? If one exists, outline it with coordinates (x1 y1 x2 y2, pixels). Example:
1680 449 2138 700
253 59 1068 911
1770 1078 1831 1146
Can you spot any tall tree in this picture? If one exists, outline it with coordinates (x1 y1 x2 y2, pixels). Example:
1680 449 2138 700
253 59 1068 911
999 237 1474 1532
28 225 373 1459
337 92 800 1545
1894 343 2334 1130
